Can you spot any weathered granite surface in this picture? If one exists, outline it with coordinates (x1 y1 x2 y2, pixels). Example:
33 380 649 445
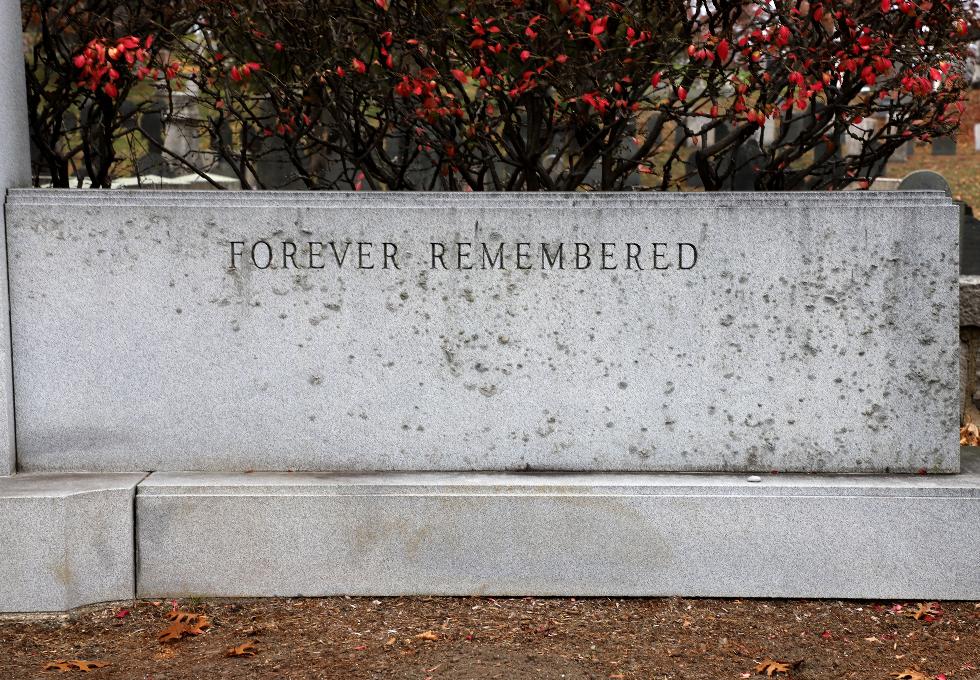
135 453 980 600
961 275 980 326
6 190 959 473
0 3 33 474
0 473 144 612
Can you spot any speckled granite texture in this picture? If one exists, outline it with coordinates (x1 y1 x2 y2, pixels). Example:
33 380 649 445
5 190 959 473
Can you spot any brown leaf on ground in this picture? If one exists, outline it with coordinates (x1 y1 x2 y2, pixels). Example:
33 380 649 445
415 630 439 641
891 670 928 680
158 612 211 643
68 660 110 672
225 641 258 657
43 660 110 673
158 622 190 643
755 659 792 676
183 614 211 635
909 603 943 622
961 422 980 446
43 660 72 672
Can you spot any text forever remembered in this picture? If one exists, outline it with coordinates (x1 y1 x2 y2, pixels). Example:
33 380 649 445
229 240 699 272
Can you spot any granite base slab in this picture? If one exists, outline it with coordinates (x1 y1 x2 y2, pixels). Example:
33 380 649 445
135 454 980 601
0 473 145 612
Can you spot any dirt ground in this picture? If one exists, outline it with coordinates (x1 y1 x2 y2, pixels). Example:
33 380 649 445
0 597 976 679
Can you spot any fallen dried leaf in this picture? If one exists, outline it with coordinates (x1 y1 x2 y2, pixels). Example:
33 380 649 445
43 660 72 672
114 609 129 619
158 612 211 643
415 630 439 641
68 660 110 672
909 603 942 622
43 660 110 673
755 659 795 676
384 636 396 646
891 670 928 680
960 421 979 445
158 622 189 643
225 642 257 658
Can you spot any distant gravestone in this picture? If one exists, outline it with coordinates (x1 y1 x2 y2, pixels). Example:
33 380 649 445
730 137 765 191
889 141 910 163
138 102 166 177
974 124 980 153
163 90 205 174
762 118 778 148
962 208 980 276
898 170 951 195
683 153 703 188
932 136 957 156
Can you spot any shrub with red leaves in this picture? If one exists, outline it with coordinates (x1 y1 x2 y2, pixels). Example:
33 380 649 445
23 0 190 187
24 0 980 190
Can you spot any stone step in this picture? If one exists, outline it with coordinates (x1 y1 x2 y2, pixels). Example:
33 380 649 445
2 460 977 612
135 454 980 602
0 473 145 612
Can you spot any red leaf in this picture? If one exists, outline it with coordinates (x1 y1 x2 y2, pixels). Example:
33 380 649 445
776 25 791 47
353 58 367 74
115 609 129 619
716 39 729 62
677 85 687 101
880 0 890 11
374 0 389 10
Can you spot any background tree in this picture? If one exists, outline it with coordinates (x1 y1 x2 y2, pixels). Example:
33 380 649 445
22 0 188 187
23 0 980 190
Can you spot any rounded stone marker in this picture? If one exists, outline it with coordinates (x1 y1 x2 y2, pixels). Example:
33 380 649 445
747 475 762 483
897 170 951 195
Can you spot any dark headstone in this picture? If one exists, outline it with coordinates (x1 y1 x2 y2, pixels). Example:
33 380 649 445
897 170 951 194
961 208 980 276
138 103 166 176
684 154 703 188
931 136 957 156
